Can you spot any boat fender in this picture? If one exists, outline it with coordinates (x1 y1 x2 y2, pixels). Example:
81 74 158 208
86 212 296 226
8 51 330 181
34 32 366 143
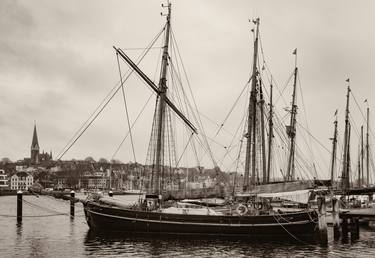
236 204 248 216
255 203 263 210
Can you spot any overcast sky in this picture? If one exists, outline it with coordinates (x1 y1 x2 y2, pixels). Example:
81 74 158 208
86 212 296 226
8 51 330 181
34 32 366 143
1 0 375 179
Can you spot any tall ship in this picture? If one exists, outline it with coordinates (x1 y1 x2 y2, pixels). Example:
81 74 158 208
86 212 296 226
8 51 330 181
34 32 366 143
82 3 319 238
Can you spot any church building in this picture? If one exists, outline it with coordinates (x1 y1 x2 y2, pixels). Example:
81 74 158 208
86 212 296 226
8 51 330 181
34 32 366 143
30 124 52 165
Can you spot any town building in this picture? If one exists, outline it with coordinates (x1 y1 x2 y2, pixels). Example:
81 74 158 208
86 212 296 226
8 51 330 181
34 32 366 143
0 169 9 189
80 172 109 190
10 172 34 190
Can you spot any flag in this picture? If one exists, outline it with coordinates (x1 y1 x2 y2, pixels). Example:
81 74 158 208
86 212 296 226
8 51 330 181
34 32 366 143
346 78 350 82
292 48 297 55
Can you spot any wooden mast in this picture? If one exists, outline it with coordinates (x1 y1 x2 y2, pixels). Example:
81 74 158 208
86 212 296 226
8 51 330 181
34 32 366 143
286 50 298 181
243 18 260 191
358 138 361 187
366 107 370 186
341 85 351 192
361 125 364 186
259 79 267 183
153 3 171 195
267 83 273 183
330 114 338 187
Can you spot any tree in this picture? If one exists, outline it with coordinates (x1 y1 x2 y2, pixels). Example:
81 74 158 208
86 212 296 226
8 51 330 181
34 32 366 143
1 157 12 164
84 157 95 163
110 159 123 164
98 158 108 163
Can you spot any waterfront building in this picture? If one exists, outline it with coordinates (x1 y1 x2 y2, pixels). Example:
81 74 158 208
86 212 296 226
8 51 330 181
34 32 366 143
80 171 109 190
0 169 9 189
10 172 34 190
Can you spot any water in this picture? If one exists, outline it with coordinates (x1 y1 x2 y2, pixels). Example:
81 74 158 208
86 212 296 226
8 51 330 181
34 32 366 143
1 195 375 257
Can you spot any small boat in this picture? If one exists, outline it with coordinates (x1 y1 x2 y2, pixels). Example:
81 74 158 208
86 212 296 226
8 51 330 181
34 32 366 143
113 189 144 195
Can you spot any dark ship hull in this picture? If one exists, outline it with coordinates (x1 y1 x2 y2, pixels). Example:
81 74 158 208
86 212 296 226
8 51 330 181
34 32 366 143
83 201 318 238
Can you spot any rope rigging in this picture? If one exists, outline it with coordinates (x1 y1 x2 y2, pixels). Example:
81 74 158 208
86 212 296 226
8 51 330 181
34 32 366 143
56 26 166 160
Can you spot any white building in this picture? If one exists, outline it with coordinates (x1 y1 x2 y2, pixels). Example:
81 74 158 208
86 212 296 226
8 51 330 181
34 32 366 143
10 172 34 190
0 169 9 189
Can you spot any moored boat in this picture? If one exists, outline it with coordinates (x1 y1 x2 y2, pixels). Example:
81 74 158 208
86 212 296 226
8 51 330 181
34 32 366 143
81 3 319 239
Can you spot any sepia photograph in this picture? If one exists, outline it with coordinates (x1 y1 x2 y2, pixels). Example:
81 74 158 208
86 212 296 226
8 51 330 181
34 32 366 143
1 0 375 257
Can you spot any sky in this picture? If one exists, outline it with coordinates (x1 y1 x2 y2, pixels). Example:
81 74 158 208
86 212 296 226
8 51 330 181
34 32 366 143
1 0 375 180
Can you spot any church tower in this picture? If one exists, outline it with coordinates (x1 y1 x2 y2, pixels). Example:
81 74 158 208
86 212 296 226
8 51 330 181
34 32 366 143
31 123 40 164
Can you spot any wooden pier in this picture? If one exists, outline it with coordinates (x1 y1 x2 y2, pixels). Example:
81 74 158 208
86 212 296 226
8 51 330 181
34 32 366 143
337 208 375 241
340 208 375 219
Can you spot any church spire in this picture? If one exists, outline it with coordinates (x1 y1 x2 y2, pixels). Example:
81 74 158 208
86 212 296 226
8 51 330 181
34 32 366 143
31 122 40 164
31 123 39 149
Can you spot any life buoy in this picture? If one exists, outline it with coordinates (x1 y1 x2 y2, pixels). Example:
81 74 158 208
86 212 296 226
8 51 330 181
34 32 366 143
255 202 263 210
236 204 248 216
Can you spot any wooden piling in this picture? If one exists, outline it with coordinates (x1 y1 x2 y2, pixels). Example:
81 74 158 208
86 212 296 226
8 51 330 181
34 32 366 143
342 217 349 240
70 190 75 218
332 197 340 240
17 191 22 223
350 217 360 240
317 196 328 244
108 191 113 197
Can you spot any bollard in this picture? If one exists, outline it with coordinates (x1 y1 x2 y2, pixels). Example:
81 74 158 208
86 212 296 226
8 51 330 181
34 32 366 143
355 217 360 239
342 217 349 240
17 191 23 223
108 190 113 197
317 196 328 245
332 197 340 240
70 190 75 218
350 217 360 241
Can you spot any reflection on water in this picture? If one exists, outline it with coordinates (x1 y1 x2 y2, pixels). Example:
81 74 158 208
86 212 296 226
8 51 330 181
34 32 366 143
1 195 375 257
83 230 327 257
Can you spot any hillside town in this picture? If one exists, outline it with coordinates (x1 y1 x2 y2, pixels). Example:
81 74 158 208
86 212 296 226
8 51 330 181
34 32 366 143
0 124 238 194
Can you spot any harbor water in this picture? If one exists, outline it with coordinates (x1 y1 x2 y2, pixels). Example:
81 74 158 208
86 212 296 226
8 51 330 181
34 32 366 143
1 195 375 257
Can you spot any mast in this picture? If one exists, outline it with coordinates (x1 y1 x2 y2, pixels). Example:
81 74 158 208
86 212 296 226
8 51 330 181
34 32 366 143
366 107 370 186
361 125 364 187
358 141 361 187
243 18 260 191
259 79 267 183
341 85 351 192
153 3 171 195
267 83 273 183
330 114 338 187
286 50 298 181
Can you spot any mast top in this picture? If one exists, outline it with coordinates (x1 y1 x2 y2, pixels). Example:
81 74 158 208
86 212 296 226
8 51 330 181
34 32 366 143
292 48 298 68
161 2 171 20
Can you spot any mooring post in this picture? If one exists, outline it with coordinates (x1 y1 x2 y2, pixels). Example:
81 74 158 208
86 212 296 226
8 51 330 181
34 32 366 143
17 190 23 223
317 196 328 244
108 190 113 197
350 217 360 240
355 217 360 239
342 217 349 240
70 190 75 218
332 197 340 240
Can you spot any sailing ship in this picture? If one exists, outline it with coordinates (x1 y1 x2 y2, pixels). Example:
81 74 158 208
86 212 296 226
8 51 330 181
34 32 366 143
83 3 318 238
331 84 375 200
